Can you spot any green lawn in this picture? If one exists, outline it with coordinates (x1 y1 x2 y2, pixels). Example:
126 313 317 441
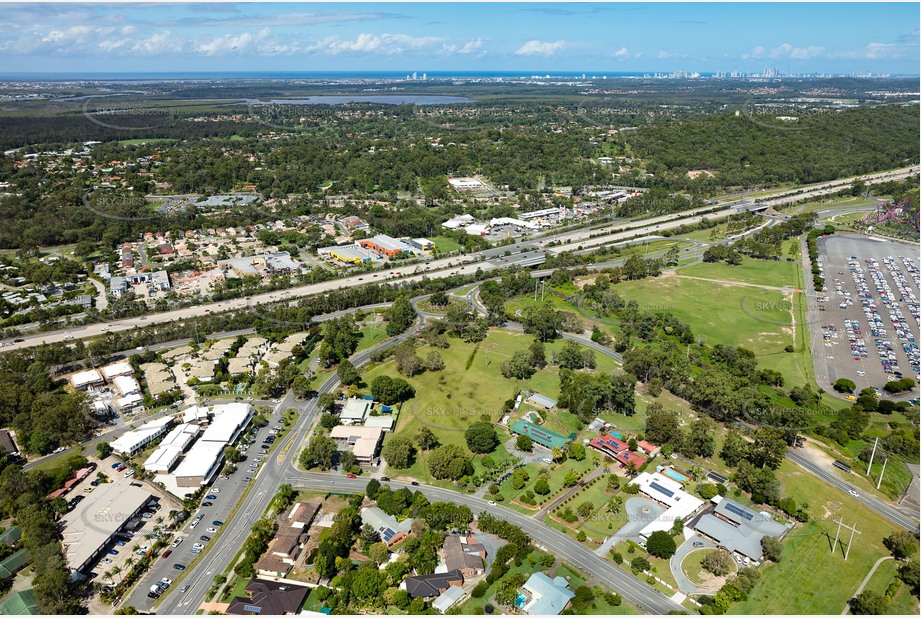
354 321 388 353
679 256 802 289
681 548 736 585
614 274 812 387
362 328 619 484
432 236 462 253
729 459 915 614
857 556 920 615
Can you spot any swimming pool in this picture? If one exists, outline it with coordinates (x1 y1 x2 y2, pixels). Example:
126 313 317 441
610 431 623 440
663 467 688 483
515 593 526 608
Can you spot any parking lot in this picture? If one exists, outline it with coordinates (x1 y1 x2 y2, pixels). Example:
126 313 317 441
813 235 919 396
123 405 289 611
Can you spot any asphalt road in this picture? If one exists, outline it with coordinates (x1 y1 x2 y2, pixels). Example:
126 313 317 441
280 473 685 616
786 449 919 533
4 166 911 355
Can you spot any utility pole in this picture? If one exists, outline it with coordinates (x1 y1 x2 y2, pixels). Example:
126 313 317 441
866 437 878 475
877 458 887 490
832 519 861 560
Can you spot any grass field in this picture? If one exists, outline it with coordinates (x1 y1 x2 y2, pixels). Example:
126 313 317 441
857 556 919 615
360 328 620 484
729 459 914 614
354 321 388 353
678 256 802 289
432 235 462 253
681 548 736 585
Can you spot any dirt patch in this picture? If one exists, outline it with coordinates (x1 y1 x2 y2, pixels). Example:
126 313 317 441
575 275 599 289
687 170 717 179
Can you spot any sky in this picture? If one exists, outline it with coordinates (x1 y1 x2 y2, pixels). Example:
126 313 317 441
0 2 918 75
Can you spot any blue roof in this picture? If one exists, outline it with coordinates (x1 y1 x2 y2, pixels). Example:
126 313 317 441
522 572 575 615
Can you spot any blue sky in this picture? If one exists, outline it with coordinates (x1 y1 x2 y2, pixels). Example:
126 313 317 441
0 2 918 74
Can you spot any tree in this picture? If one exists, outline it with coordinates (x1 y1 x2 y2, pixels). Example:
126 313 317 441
720 429 748 467
630 556 651 574
428 444 473 480
394 343 425 377
563 470 580 487
511 468 530 490
701 550 734 576
425 351 445 372
318 392 337 414
697 483 719 500
529 340 547 369
501 349 536 380
645 403 682 446
646 531 677 559
849 590 889 615
223 446 242 463
555 340 591 369
381 437 416 469
684 418 716 458
534 477 551 495
386 294 416 336
833 378 856 393
337 360 361 386
898 560 919 596
95 442 113 459
883 531 919 560
299 435 337 470
371 375 415 405
465 419 499 454
566 442 585 461
521 303 562 341
761 536 783 563
577 501 594 518
551 446 564 462
416 426 440 451
359 523 382 551
516 435 534 452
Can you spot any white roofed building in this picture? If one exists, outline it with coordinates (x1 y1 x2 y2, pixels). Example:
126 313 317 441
112 375 141 396
630 472 705 540
329 425 383 464
110 416 173 456
172 441 225 487
70 369 104 390
101 361 134 381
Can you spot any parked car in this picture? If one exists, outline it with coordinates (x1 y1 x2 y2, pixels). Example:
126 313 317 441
199 535 211 542
212 520 224 526
173 563 186 571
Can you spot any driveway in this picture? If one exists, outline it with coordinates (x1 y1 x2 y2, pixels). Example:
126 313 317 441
670 534 719 595
595 497 665 555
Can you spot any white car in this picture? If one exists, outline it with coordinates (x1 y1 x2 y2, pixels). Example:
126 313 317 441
212 488 220 493
192 543 204 550
206 527 217 534
848 490 859 498
487 501 497 506
160 577 173 587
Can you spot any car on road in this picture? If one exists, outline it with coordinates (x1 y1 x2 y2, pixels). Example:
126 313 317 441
205 494 217 500
180 584 190 593
173 563 186 570
487 500 496 506
346 473 356 479
380 476 390 482
211 488 220 493
848 490 860 497
411 481 420 486
693 541 705 548
202 501 213 507
161 549 172 558
170 538 183 548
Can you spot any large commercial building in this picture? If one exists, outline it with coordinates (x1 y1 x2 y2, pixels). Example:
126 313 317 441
170 403 253 487
692 497 791 562
340 398 372 425
60 482 153 576
110 416 173 456
630 472 704 540
143 423 200 474
509 420 569 450
358 234 412 258
324 245 375 265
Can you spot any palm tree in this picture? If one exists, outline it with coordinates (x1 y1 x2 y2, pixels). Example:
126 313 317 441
103 569 113 583
551 447 563 462
111 566 122 583
155 516 163 526
125 557 135 570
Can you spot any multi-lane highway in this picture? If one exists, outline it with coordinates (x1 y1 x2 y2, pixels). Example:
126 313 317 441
2 167 913 354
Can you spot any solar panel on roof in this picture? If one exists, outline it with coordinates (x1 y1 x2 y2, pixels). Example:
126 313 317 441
724 502 754 521
381 529 396 542
243 605 262 613
649 481 674 498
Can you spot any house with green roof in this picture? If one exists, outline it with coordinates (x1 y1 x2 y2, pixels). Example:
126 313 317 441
509 420 569 449
0 549 28 580
0 527 21 547
0 588 39 615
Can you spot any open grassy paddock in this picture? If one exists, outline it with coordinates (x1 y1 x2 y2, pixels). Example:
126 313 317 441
360 328 619 484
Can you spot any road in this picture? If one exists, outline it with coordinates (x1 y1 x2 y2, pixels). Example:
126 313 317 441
280 473 685 616
786 449 919 532
3 166 912 354
149 320 424 615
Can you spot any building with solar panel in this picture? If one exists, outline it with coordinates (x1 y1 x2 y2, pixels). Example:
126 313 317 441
691 497 791 562
630 472 704 541
509 420 569 450
360 506 414 547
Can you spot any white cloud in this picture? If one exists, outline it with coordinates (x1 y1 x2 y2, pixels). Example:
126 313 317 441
306 33 443 56
441 38 485 55
613 47 628 58
657 50 672 59
769 43 825 60
130 30 184 55
195 28 270 56
514 39 565 56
